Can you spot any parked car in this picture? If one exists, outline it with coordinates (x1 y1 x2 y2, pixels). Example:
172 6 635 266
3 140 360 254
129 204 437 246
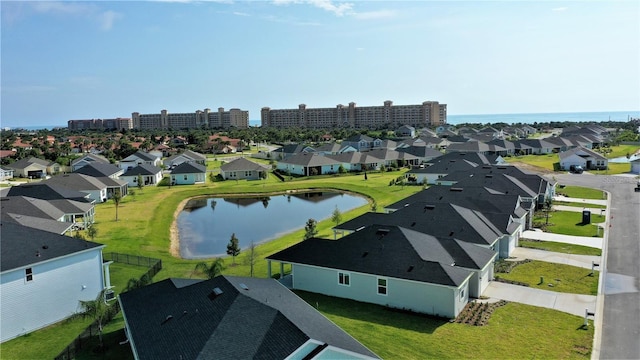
569 165 584 174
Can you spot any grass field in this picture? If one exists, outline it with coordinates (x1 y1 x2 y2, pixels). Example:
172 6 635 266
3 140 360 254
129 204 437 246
496 260 598 295
554 201 606 209
556 185 607 200
540 211 605 237
519 239 602 256
296 291 594 359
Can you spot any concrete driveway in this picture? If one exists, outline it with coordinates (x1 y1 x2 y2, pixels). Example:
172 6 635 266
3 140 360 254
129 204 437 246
510 247 600 270
483 282 596 317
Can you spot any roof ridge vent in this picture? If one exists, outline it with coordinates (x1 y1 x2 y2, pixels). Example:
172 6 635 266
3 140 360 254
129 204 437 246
485 174 493 178
424 204 435 210
450 188 463 192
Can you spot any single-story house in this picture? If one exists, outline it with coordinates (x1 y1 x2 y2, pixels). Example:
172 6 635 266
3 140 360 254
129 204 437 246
0 222 108 343
219 157 270 181
6 157 50 178
268 225 487 319
119 151 161 171
396 125 416 138
118 276 379 360
276 153 343 176
121 164 163 187
170 162 207 185
70 154 110 172
164 150 207 168
558 146 608 171
43 173 110 203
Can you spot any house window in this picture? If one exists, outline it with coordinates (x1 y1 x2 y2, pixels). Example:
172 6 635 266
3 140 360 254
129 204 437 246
25 268 33 282
377 277 387 295
338 272 350 286
184 175 187 180
460 289 465 300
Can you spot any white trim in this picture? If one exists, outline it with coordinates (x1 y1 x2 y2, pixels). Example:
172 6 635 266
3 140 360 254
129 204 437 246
338 271 351 286
377 276 388 296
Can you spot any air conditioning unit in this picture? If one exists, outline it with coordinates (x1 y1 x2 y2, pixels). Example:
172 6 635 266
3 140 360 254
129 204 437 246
104 289 116 302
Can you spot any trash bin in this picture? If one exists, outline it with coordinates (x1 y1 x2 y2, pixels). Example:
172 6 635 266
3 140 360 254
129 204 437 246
582 210 591 225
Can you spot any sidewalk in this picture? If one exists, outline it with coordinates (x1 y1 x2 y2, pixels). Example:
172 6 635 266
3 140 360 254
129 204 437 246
553 195 607 206
483 282 596 317
522 230 603 249
509 247 600 270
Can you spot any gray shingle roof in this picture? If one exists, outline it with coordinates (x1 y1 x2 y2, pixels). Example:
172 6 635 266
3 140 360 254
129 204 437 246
170 162 207 174
1 183 92 202
118 276 378 360
73 163 122 177
268 225 475 286
122 164 162 176
43 173 108 191
0 222 103 272
220 157 269 172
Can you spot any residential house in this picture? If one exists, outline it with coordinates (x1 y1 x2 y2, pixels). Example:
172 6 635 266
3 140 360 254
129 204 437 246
219 157 270 181
514 139 556 154
170 162 207 185
342 135 382 152
396 146 443 164
268 225 495 318
6 157 50 178
0 222 107 342
70 154 110 172
118 276 379 360
276 153 343 176
0 166 14 181
363 149 420 168
445 141 506 156
119 151 161 171
558 146 608 171
163 150 207 169
0 195 95 230
74 162 124 179
328 152 381 172
121 164 164 187
396 125 416 138
270 144 315 160
313 143 357 155
43 173 110 203
631 158 640 175
0 182 93 203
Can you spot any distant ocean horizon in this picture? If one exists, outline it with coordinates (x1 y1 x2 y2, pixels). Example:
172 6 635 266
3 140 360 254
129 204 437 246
7 110 639 130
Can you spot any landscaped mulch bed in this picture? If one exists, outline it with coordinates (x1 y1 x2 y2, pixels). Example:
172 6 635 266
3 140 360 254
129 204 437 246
454 300 509 326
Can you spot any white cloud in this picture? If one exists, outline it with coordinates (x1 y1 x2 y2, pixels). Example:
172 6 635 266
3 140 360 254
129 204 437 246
272 0 354 17
356 47 365 51
233 12 251 17
552 7 568 12
352 9 396 20
100 11 124 31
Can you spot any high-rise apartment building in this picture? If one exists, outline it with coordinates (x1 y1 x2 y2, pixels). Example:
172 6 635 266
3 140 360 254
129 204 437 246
131 108 249 130
261 100 446 129
68 118 133 131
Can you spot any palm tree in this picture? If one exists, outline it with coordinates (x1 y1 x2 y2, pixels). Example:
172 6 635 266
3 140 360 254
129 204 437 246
73 289 112 350
194 258 225 279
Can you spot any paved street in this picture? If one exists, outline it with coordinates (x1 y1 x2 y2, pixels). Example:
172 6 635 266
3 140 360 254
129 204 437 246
550 173 640 360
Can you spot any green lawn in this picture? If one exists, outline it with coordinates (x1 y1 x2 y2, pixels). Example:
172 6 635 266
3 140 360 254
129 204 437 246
73 313 134 360
604 144 640 158
556 185 607 200
496 260 598 295
540 211 605 237
590 163 631 175
519 239 602 256
505 153 557 171
296 291 593 359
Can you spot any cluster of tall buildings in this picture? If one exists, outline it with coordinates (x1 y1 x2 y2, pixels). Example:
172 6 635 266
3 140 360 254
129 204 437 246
262 100 447 129
67 100 447 131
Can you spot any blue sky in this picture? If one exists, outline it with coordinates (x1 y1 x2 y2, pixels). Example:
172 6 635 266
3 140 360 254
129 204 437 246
1 0 639 127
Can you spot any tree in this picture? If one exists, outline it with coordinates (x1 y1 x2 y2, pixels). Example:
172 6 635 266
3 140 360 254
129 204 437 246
331 206 342 227
304 218 318 240
245 241 259 277
87 226 98 241
112 189 122 222
137 174 144 191
370 200 378 212
73 289 112 350
194 258 225 279
125 274 151 292
226 233 241 264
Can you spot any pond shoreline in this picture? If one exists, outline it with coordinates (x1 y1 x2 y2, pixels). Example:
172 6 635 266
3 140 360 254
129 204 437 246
169 188 370 259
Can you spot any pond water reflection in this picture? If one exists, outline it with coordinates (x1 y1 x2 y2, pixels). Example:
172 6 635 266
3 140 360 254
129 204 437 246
177 191 367 259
